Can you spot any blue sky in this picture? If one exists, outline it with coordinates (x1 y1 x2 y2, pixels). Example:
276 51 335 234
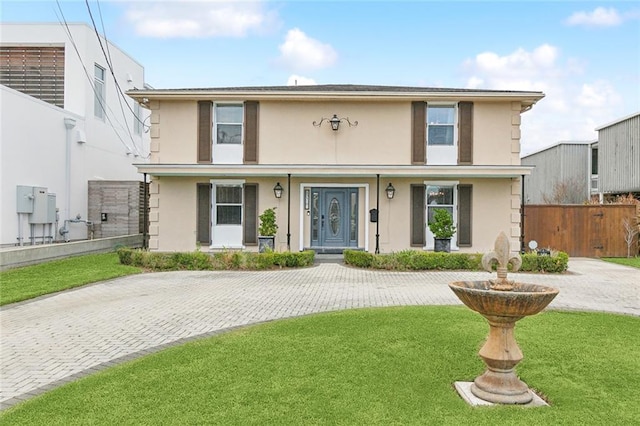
2 0 639 155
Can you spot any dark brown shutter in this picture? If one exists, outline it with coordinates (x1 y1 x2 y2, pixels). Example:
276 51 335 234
196 183 211 244
458 102 473 165
410 184 425 246
197 101 212 163
244 101 259 164
243 183 258 245
411 102 426 164
458 184 472 246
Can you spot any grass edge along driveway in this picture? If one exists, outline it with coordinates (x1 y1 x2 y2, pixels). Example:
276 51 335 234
0 252 142 306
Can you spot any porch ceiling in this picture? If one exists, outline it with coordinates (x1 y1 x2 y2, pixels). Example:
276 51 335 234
134 164 533 178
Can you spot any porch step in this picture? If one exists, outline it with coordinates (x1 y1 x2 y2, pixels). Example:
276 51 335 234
314 254 344 264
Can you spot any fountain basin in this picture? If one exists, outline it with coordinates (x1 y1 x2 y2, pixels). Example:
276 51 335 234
449 281 559 320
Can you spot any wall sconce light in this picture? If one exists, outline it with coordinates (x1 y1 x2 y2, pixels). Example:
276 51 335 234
385 183 395 200
273 182 283 199
313 114 358 131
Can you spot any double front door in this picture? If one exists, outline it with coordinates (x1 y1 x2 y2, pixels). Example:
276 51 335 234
310 188 358 251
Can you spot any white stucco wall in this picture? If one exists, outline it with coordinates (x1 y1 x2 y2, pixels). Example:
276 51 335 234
0 23 149 246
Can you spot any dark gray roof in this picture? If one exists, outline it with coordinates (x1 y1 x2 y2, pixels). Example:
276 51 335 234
130 84 541 95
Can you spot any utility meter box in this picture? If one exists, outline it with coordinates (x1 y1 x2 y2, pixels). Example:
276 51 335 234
16 186 35 213
47 193 57 223
29 187 49 224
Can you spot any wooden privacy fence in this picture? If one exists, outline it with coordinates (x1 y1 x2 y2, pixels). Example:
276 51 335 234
523 205 639 257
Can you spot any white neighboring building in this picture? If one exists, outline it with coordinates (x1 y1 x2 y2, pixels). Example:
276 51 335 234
0 23 150 246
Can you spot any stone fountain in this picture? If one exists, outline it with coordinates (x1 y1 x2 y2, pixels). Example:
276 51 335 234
449 232 559 405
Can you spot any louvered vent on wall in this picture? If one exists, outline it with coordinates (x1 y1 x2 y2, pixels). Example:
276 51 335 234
0 45 65 108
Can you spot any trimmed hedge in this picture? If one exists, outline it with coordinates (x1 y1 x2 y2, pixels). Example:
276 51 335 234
344 249 568 273
117 248 315 271
520 251 569 273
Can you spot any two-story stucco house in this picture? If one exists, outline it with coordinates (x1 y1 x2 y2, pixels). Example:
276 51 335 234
127 85 543 254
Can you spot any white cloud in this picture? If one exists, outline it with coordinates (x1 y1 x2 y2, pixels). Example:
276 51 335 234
565 7 623 27
287 75 317 86
124 1 277 38
277 28 337 71
577 80 622 108
462 45 623 155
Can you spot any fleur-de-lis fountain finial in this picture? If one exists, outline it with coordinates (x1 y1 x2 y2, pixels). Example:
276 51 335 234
481 231 522 290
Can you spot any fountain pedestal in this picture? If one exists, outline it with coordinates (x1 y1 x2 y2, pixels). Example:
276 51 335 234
449 232 559 405
472 316 530 404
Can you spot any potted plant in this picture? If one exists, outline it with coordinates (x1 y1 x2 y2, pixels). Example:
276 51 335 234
428 208 456 253
258 207 278 252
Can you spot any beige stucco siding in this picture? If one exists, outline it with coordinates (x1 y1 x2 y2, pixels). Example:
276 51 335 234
372 178 518 253
149 100 523 167
148 176 520 253
473 102 521 166
150 101 197 164
149 176 200 252
259 101 411 165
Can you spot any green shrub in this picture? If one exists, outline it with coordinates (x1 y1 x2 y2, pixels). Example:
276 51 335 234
116 247 133 265
345 249 565 273
343 250 374 267
409 252 439 270
171 251 213 270
521 251 569 273
117 248 314 271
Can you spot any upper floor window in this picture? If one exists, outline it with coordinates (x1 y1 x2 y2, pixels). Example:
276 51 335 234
427 105 455 146
94 64 106 120
215 104 243 144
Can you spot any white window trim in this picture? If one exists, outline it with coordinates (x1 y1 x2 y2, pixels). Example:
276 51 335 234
94 64 106 120
212 103 244 164
210 179 246 249
426 103 458 165
423 180 459 251
213 102 244 145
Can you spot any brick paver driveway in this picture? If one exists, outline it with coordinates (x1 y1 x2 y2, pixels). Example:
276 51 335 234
1 258 638 409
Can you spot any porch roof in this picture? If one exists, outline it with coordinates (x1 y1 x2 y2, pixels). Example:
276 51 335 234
134 163 534 178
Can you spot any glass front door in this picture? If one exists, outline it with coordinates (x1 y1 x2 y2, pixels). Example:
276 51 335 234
310 188 358 251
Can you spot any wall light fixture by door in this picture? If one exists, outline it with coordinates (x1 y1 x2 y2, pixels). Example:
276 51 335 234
313 114 358 131
273 182 284 199
385 183 396 200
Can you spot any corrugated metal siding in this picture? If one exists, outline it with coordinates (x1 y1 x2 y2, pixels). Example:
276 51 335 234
599 114 640 194
523 144 590 204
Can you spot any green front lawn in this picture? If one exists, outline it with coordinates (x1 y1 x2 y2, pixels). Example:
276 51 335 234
2 307 638 425
0 252 142 306
602 257 640 269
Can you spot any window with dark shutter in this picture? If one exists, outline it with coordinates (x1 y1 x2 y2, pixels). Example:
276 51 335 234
196 183 211 244
410 184 426 246
458 102 473 165
243 183 258 245
458 184 472 246
411 102 426 164
244 101 259 164
197 101 212 163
